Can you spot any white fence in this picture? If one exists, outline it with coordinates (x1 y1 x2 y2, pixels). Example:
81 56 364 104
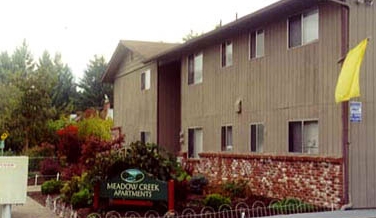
45 195 335 218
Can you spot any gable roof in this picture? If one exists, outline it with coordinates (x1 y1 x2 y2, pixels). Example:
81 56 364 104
102 40 179 83
145 0 342 63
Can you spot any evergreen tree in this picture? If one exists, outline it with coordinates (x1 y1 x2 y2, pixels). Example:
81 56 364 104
76 55 113 111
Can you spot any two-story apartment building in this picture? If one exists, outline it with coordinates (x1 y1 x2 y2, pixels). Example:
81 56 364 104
102 0 376 209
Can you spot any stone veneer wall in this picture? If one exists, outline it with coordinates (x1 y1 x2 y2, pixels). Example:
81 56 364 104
183 153 344 208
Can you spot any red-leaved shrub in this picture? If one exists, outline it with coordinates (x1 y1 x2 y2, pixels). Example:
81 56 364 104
79 136 123 170
57 125 81 164
39 158 61 175
61 164 84 180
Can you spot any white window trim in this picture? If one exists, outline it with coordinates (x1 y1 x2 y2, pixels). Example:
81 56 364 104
188 127 203 159
141 69 151 90
249 122 264 153
287 8 319 49
221 124 233 151
220 40 233 68
287 119 319 154
249 30 265 60
187 52 203 85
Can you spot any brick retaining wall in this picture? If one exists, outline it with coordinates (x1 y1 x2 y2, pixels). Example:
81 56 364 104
183 153 343 208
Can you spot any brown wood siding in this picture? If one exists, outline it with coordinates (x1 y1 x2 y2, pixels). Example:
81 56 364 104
181 3 342 157
348 1 376 208
113 57 158 145
117 50 145 78
158 61 181 154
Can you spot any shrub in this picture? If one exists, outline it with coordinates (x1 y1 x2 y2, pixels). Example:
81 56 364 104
189 174 208 195
77 117 113 141
41 180 63 195
39 158 60 175
122 141 179 181
61 164 84 180
25 142 55 157
60 176 80 203
60 173 93 206
80 136 115 169
203 193 231 211
270 198 314 213
57 125 81 164
222 179 249 198
71 188 92 209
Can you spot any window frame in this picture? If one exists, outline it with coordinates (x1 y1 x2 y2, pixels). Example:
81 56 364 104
141 69 151 91
140 131 151 144
188 52 203 85
221 125 233 151
188 127 203 159
221 40 233 68
287 8 319 49
249 29 265 59
288 119 319 154
250 123 264 153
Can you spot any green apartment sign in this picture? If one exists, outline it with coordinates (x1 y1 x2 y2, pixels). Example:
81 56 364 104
100 169 168 201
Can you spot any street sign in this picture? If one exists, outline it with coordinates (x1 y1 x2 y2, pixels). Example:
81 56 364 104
350 101 362 122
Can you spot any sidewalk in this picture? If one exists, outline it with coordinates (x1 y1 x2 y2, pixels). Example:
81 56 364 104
11 185 59 218
263 209 376 218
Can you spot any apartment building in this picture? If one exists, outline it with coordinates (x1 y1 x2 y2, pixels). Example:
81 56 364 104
102 0 376 208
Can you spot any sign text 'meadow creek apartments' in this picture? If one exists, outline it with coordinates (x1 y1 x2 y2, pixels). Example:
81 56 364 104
106 182 160 198
100 169 168 201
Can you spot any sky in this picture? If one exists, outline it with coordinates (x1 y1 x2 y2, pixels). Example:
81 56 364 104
0 0 278 80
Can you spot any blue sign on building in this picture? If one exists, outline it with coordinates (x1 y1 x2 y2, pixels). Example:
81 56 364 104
350 101 362 122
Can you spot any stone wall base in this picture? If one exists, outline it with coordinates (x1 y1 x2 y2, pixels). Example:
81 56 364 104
183 153 344 209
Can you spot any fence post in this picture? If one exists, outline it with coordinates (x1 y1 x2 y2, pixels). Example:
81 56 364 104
56 172 60 181
34 174 38 186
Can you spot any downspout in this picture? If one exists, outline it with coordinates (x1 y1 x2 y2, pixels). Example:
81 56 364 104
326 0 352 209
340 1 351 209
157 60 160 146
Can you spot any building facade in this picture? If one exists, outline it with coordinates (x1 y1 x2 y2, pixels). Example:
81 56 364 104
103 0 376 209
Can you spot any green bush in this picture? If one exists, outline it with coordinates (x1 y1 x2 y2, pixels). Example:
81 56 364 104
60 173 93 206
60 176 80 203
203 193 231 211
222 180 248 198
271 198 314 213
41 180 63 195
71 188 92 209
77 117 113 141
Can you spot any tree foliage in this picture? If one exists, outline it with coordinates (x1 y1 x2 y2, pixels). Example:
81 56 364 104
0 41 78 152
0 41 112 153
182 29 202 42
76 55 113 111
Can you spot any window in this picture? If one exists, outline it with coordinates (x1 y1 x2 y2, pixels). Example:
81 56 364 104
250 124 264 152
250 30 264 59
188 128 203 158
141 69 151 90
221 41 233 67
188 52 203 85
140 131 151 144
288 9 318 48
221 126 233 151
288 120 318 154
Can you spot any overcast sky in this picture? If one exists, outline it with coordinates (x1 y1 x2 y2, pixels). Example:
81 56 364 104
0 0 278 80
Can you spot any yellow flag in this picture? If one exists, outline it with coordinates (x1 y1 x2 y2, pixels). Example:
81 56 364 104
335 38 368 103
